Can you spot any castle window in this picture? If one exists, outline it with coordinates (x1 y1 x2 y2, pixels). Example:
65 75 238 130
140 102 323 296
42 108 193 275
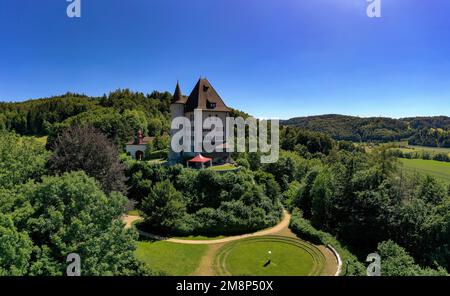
206 100 216 109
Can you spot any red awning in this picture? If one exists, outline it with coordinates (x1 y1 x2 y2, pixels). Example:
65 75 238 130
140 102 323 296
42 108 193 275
188 154 212 163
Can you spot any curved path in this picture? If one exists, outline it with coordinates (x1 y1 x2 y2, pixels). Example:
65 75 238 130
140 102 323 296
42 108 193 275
124 211 341 276
123 210 291 245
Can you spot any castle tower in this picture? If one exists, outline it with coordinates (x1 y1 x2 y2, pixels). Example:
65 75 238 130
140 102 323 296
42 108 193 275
169 82 187 163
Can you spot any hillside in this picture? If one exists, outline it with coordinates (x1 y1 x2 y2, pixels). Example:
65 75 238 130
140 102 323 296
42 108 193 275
281 114 450 146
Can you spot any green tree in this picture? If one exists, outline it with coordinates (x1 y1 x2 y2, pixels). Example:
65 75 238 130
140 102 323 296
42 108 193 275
310 168 334 228
377 240 447 276
23 171 149 275
0 131 49 189
0 213 33 275
141 180 187 233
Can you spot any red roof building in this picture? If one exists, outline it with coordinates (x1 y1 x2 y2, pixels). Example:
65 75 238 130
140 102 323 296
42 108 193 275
187 154 212 168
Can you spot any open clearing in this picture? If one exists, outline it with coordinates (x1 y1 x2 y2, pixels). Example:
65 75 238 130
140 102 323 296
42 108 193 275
214 236 326 276
400 158 450 183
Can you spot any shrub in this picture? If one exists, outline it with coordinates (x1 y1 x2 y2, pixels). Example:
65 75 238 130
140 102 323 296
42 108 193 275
146 149 169 160
289 210 365 276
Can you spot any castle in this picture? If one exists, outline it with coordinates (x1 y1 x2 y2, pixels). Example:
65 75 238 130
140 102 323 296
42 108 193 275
169 78 232 165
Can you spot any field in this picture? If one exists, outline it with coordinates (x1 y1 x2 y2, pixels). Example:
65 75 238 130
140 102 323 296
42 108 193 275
214 236 326 276
400 158 450 183
398 145 450 156
135 240 208 275
208 163 238 171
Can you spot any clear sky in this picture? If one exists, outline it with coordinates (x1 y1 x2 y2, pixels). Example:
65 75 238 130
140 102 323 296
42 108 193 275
1 0 450 119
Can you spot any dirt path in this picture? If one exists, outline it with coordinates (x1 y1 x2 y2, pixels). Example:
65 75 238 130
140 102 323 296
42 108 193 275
136 210 291 245
191 244 224 276
122 215 142 229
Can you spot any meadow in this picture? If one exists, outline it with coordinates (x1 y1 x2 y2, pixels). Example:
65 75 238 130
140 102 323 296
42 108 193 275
400 158 450 183
398 144 450 156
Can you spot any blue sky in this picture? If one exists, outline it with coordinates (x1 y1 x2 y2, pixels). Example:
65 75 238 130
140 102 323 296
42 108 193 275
1 0 450 119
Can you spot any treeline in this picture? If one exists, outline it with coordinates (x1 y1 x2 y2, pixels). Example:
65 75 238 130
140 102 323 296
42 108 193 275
0 90 172 147
281 114 412 142
408 128 450 148
282 114 450 147
391 149 450 163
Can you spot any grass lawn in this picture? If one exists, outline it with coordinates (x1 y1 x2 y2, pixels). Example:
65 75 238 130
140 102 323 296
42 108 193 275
127 210 141 216
215 236 325 276
173 235 227 241
209 163 237 171
35 136 48 145
135 240 208 275
400 158 450 183
148 159 166 165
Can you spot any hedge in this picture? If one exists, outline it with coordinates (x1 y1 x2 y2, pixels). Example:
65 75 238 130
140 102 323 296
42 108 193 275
146 149 168 160
289 209 366 276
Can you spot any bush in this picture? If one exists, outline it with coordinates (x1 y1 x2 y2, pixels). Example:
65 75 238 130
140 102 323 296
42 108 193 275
146 149 169 160
136 166 283 236
377 240 448 276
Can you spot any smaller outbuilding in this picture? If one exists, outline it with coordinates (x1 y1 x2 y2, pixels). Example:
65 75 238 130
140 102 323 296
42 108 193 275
187 154 213 169
125 130 154 160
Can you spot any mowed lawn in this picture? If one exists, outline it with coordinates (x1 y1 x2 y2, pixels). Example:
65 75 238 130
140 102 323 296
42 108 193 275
400 158 450 183
222 240 318 276
135 240 207 275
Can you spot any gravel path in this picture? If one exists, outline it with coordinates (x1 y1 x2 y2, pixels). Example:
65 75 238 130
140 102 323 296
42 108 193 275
123 210 290 245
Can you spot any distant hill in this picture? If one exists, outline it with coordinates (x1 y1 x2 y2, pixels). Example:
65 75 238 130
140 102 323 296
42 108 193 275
281 114 450 146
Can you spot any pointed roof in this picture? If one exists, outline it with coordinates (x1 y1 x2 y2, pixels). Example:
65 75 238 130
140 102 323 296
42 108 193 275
171 81 187 104
184 78 231 112
188 154 212 163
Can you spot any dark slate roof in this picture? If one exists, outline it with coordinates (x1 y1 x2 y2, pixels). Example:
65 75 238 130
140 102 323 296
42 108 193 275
171 82 188 104
182 79 231 112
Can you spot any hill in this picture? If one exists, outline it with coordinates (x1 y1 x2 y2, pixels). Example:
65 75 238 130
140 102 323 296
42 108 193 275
281 114 450 147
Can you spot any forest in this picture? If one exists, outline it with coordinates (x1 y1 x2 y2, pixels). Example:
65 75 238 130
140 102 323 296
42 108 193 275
282 114 450 147
0 91 449 276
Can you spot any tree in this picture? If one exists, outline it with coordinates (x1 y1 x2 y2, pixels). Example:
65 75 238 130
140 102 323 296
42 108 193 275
0 132 50 189
377 240 447 276
418 175 446 205
141 180 187 233
310 169 334 228
48 125 127 194
0 213 33 275
22 171 149 275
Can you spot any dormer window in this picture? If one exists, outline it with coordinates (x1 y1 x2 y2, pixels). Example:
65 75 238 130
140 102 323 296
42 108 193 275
206 100 216 109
